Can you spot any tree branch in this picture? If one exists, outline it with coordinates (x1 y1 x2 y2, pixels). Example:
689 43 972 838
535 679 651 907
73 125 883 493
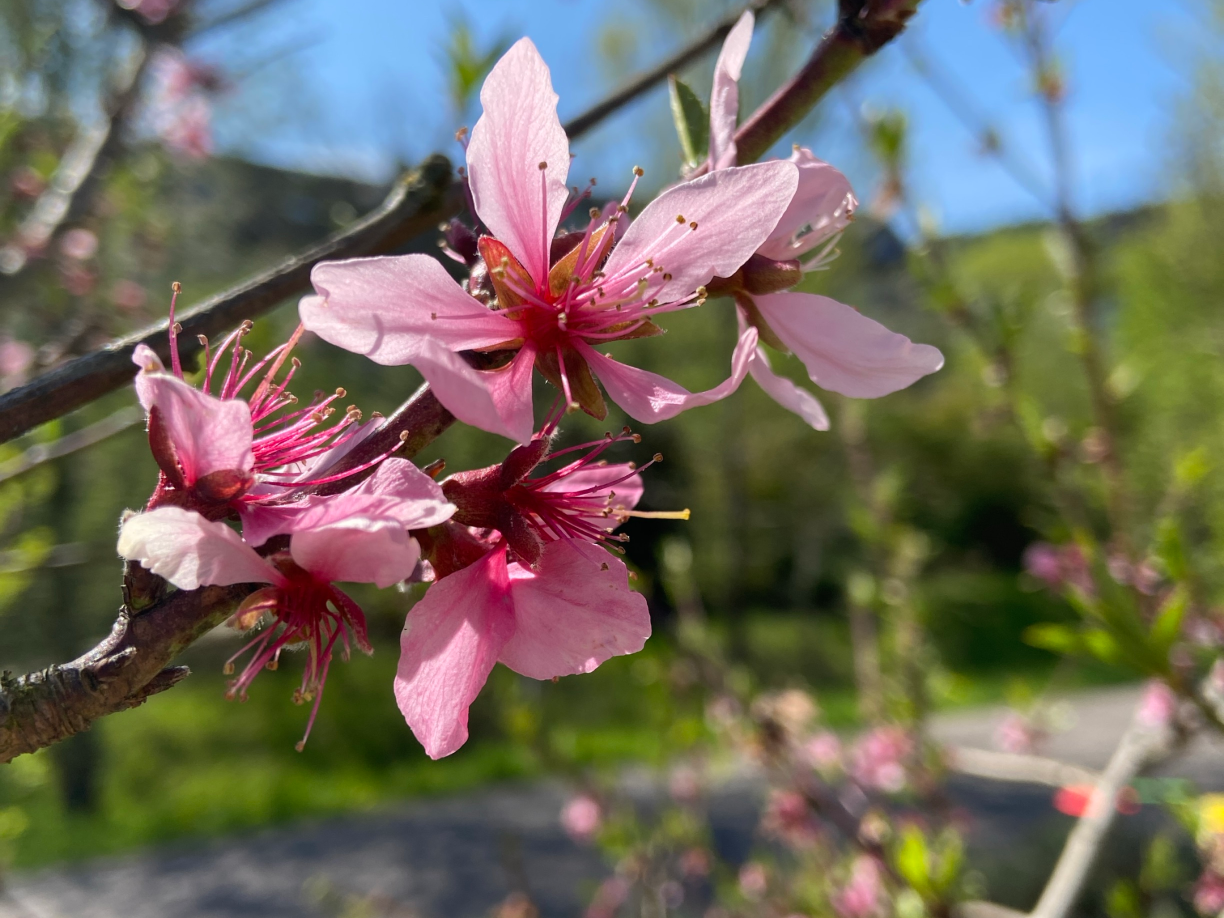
561 0 789 139
0 384 449 764
0 154 460 445
695 0 927 171
0 0 781 446
945 746 1100 790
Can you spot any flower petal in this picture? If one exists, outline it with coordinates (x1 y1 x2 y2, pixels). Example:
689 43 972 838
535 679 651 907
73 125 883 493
117 506 274 590
575 327 757 424
748 345 830 430
709 11 754 170
599 161 797 304
239 458 455 546
290 517 419 588
467 38 570 286
386 336 530 443
498 539 651 680
135 372 253 485
756 148 857 262
756 292 944 398
302 254 519 357
395 547 515 759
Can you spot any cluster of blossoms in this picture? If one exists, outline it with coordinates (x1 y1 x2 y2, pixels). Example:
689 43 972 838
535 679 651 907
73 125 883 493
119 24 941 757
145 48 225 160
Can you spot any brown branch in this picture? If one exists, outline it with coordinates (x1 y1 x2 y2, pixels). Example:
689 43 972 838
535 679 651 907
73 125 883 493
0 384 450 764
561 0 789 139
945 746 1100 789
0 0 779 446
0 154 460 445
695 0 927 171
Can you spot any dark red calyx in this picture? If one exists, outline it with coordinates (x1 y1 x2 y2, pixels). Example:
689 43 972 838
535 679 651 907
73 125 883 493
418 521 499 580
443 217 480 267
147 405 187 491
499 436 551 486
739 253 803 296
442 466 508 531
196 469 256 502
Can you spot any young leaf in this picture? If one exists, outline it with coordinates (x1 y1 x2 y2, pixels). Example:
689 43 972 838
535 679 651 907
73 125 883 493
669 74 709 168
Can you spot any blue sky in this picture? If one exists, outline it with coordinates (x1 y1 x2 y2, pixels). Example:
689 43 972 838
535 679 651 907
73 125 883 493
198 0 1205 235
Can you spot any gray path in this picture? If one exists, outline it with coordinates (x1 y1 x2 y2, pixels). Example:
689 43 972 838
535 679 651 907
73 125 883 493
5 685 1222 918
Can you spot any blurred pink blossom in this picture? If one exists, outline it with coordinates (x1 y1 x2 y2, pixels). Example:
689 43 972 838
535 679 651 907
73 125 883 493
994 710 1047 754
584 877 629 918
60 228 98 261
560 795 602 843
110 279 148 312
669 765 702 803
1137 680 1178 729
762 789 820 848
1195 870 1224 917
10 166 45 198
803 730 844 772
117 0 180 24
737 862 768 899
0 337 35 389
680 847 711 879
833 856 885 918
851 725 912 793
1023 541 1092 594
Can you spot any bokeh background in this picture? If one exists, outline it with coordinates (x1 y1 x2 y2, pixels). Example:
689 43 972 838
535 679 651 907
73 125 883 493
2 0 1224 908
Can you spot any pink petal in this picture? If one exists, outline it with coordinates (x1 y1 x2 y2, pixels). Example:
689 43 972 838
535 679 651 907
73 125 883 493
480 345 537 446
135 371 253 484
395 547 515 758
290 517 419 588
709 11 754 170
498 539 651 680
739 310 829 430
756 148 857 262
466 38 570 287
575 326 757 423
239 458 455 546
117 506 275 590
747 346 830 431
302 254 519 357
756 292 944 398
544 462 644 513
401 336 531 443
132 343 165 373
599 161 797 304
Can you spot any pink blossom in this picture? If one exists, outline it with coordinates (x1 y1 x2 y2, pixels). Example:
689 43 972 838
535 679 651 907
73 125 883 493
1023 541 1093 594
60 228 98 261
1195 870 1224 917
117 503 418 748
131 296 451 540
669 764 702 803
851 725 913 793
705 13 943 431
0 337 34 390
994 710 1047 754
148 49 219 159
762 789 820 848
803 730 844 772
833 857 885 918
560 794 602 842
584 876 629 918
395 423 655 758
737 862 768 899
118 0 180 24
1137 680 1178 730
110 279 148 312
300 38 798 444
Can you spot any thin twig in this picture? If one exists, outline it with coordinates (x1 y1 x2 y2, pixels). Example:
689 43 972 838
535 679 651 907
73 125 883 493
0 155 459 445
0 407 142 485
697 0 928 170
561 0 790 139
945 746 1100 789
0 1 783 446
0 44 151 278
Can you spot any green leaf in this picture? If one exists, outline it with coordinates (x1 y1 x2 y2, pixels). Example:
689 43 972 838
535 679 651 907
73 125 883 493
1149 587 1187 657
669 75 708 168
1023 623 1082 655
932 831 964 894
894 825 931 895
1083 628 1124 666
